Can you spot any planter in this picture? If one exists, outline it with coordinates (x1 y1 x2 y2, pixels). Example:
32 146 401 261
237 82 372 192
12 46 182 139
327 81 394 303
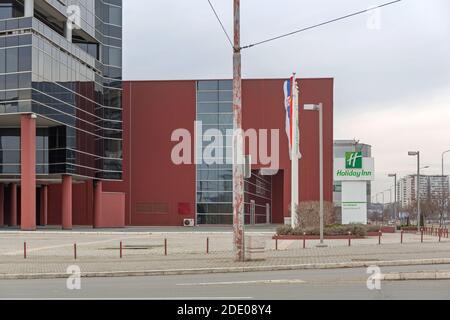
380 226 396 233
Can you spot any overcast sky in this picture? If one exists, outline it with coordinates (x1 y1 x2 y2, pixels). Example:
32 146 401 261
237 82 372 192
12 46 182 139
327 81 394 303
123 0 450 199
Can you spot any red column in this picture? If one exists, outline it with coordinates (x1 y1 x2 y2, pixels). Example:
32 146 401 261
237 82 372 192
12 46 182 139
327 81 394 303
10 183 17 227
94 180 103 228
40 185 48 226
0 184 4 227
62 175 73 230
20 114 36 231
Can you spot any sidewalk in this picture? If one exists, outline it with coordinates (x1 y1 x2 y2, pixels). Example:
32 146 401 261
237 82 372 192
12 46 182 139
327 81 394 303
0 231 449 279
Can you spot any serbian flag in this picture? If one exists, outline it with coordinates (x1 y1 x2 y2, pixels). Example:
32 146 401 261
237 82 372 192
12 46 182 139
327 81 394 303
284 77 301 160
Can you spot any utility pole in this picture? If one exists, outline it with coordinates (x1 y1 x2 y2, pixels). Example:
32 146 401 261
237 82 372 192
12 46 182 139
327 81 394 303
232 0 245 262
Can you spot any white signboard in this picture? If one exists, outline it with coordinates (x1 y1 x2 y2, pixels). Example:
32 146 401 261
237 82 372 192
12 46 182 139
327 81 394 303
342 181 368 224
334 152 374 225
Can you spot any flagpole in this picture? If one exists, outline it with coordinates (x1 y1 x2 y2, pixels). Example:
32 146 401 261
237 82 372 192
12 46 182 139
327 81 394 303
291 74 299 229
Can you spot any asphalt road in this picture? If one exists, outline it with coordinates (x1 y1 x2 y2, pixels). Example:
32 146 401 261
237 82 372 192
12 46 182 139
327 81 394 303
1 265 450 300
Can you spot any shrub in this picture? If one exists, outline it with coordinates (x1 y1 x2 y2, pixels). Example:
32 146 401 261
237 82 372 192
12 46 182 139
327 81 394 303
276 225 293 236
276 223 372 237
348 224 368 237
294 201 335 229
366 225 382 233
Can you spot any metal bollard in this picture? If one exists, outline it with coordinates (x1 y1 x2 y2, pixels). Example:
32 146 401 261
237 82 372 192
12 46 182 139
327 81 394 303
439 229 442 243
74 243 77 260
275 238 278 251
24 242 27 259
401 230 404 244
164 238 168 256
378 231 382 245
421 228 424 243
206 238 210 254
348 232 352 247
120 241 123 259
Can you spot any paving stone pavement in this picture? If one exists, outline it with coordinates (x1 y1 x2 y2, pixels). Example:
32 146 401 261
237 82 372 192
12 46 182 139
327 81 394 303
0 231 448 275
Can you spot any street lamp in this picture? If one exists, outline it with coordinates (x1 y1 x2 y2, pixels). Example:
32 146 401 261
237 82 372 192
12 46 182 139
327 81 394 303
304 103 325 246
441 150 450 227
379 191 385 225
384 189 392 225
388 174 398 224
408 151 421 231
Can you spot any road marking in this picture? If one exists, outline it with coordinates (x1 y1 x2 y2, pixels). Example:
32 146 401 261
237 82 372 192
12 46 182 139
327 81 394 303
0 297 254 301
177 279 306 286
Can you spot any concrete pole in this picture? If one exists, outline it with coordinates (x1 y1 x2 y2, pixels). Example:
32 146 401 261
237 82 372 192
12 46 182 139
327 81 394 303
40 185 48 226
64 22 73 43
62 175 73 230
21 114 36 231
94 180 103 228
10 183 17 227
232 0 245 262
24 0 34 17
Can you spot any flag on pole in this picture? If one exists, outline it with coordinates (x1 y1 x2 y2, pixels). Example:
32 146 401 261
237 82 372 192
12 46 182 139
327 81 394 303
284 77 302 160
284 75 302 228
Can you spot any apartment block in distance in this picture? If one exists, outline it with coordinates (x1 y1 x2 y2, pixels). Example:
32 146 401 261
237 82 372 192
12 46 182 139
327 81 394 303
398 175 449 209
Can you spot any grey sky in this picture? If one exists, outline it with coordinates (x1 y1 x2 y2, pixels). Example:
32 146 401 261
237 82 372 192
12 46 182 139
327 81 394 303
123 0 450 197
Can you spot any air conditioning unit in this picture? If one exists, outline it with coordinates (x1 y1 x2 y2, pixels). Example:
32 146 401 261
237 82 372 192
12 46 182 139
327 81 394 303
183 219 195 227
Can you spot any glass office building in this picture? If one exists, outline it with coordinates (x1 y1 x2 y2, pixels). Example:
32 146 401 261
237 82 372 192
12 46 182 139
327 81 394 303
0 0 122 230
0 0 122 180
196 80 272 225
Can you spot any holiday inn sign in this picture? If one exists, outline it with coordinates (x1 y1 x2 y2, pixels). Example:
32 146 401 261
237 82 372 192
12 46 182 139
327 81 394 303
334 152 375 182
335 152 375 225
346 152 363 169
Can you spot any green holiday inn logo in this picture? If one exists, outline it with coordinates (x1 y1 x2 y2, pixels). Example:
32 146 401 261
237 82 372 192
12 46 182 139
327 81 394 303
345 152 363 169
337 152 372 179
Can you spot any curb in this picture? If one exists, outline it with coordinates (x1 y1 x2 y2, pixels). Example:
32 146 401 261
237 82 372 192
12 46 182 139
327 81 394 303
2 258 450 280
381 271 450 281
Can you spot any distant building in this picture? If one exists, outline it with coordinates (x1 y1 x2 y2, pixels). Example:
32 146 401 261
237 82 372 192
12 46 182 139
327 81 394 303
397 175 449 208
333 140 372 223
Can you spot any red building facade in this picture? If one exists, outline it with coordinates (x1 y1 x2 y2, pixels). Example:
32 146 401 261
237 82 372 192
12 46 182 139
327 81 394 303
0 78 334 228
105 78 334 226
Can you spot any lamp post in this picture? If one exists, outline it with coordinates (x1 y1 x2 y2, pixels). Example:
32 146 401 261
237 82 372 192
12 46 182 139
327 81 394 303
441 150 450 227
408 151 421 231
388 174 398 224
304 103 325 246
385 188 393 224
